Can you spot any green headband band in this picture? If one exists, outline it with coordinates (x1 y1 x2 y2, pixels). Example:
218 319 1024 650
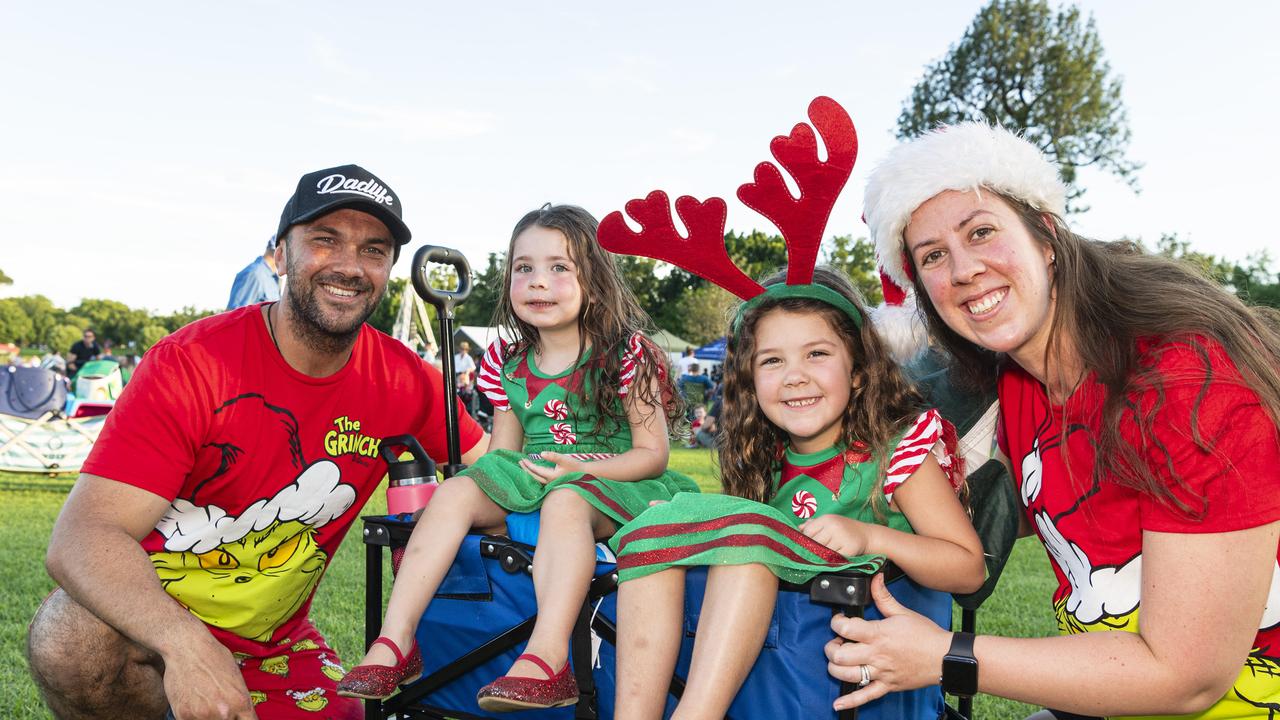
731 283 865 335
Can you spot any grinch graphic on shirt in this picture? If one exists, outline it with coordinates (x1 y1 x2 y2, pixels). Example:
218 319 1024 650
147 394 358 643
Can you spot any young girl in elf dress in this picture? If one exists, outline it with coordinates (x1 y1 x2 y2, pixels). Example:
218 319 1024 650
338 203 697 711
609 267 986 720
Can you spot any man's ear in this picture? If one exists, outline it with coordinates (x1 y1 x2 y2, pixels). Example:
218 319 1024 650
274 235 288 277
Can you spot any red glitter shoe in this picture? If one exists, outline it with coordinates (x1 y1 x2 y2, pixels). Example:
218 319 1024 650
335 636 423 700
475 653 579 712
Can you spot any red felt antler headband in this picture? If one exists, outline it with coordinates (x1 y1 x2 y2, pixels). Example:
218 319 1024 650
598 96 862 330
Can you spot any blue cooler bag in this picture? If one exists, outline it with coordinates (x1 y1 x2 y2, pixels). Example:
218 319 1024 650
395 516 618 720
591 567 949 720
391 512 948 720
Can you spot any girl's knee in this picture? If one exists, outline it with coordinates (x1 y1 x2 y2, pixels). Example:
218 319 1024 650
541 487 589 514
427 476 485 510
427 475 507 528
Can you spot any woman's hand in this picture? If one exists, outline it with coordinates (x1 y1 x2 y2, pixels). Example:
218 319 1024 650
519 451 585 485
825 574 952 709
800 515 875 557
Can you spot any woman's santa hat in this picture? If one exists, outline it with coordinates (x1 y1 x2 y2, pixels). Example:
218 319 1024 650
869 270 929 365
864 122 1067 293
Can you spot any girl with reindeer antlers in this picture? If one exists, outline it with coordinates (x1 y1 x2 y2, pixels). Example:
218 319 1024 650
338 203 698 711
599 97 985 720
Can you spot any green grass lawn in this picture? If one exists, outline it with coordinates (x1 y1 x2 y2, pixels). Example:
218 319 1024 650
2 449 1058 719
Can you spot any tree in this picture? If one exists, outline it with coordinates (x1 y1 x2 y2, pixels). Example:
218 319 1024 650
140 324 169 352
1153 234 1233 286
156 306 216 334
51 324 84 354
70 298 150 349
11 295 59 348
0 299 34 344
367 277 409 335
822 235 883 304
455 252 505 327
724 230 789 281
898 0 1139 211
1152 234 1280 310
0 268 11 285
672 285 737 345
1232 252 1280 309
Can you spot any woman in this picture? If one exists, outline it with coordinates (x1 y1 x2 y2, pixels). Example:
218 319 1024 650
831 123 1280 718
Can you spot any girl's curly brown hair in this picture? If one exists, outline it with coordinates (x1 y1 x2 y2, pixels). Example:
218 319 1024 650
719 266 924 508
492 204 685 443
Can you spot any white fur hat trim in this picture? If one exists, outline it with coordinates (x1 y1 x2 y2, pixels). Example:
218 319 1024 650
864 122 1066 288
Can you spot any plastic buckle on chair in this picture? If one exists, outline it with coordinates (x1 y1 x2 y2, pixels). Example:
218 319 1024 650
809 572 872 608
478 536 535 575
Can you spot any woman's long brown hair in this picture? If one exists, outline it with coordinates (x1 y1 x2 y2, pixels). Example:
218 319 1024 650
909 191 1280 515
492 204 685 443
718 267 923 508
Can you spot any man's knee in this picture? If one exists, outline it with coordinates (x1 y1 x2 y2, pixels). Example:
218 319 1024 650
28 589 164 714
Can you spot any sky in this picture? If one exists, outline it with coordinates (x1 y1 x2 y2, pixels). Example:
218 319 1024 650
1 1 1277 315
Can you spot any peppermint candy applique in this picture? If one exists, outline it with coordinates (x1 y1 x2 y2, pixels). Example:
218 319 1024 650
791 489 817 519
543 398 569 420
550 422 577 445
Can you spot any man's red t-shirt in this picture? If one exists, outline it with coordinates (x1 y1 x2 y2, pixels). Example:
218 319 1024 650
82 304 483 656
998 337 1280 716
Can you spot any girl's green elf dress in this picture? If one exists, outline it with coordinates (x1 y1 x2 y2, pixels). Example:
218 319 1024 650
463 334 699 525
609 409 960 583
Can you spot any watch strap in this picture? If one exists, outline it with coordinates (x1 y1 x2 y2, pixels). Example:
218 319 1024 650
948 630 975 657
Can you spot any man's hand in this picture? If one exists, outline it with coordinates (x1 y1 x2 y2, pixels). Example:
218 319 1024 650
162 634 258 719
519 451 585 485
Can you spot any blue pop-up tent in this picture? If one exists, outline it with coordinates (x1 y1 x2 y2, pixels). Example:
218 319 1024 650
694 337 726 362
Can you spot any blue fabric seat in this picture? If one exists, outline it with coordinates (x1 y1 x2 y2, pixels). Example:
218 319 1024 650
375 511 948 720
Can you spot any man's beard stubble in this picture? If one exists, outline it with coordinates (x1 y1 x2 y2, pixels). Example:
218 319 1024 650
283 253 385 356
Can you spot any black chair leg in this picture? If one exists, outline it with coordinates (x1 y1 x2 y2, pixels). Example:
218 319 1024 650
958 608 975 719
836 603 863 720
572 601 599 720
365 538 384 720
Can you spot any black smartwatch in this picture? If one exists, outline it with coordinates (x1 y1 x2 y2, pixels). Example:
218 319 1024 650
941 631 978 697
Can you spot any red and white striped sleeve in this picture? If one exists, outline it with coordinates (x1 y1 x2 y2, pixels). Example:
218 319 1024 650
618 332 666 396
882 409 963 503
476 340 511 411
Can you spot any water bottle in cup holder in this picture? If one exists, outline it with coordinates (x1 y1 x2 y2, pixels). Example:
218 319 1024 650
379 435 438 516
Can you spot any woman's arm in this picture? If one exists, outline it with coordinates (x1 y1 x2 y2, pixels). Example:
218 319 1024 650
827 520 1279 714
801 453 986 594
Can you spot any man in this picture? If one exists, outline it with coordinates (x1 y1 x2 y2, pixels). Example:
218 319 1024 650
28 164 487 720
694 390 722 449
678 361 714 411
672 346 697 375
67 328 101 377
453 339 478 417
227 235 281 309
453 339 476 381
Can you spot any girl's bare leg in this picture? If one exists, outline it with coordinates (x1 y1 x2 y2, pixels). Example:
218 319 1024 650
357 476 508 667
504 487 617 677
615 567 687 720
672 564 778 720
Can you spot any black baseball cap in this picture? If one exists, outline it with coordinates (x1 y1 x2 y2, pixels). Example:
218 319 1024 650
276 164 412 250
